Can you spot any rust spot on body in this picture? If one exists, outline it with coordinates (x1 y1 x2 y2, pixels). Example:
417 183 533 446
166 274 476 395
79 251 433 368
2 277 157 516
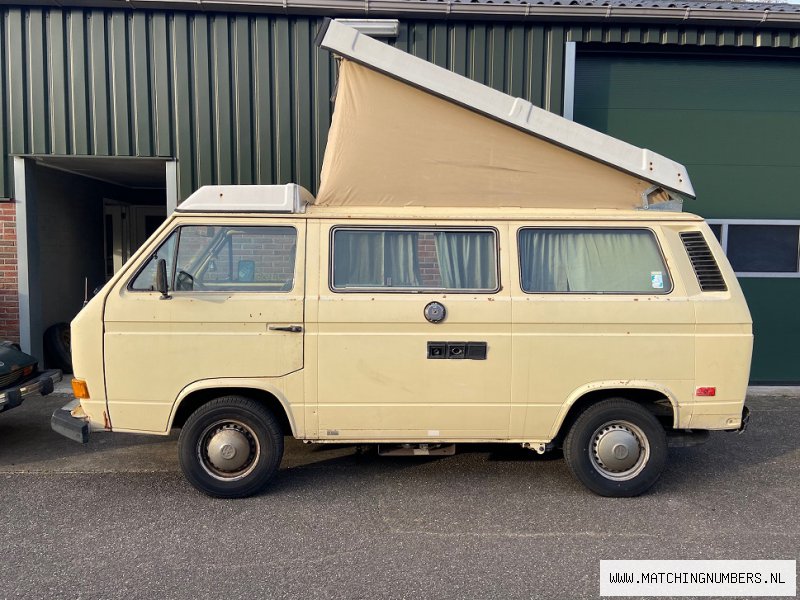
102 410 112 431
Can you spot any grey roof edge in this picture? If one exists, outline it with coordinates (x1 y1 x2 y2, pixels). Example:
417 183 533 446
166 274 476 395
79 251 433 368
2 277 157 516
3 0 800 28
319 18 696 199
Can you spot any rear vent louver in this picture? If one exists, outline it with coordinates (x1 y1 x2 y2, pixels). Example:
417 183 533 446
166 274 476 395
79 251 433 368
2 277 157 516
680 231 727 292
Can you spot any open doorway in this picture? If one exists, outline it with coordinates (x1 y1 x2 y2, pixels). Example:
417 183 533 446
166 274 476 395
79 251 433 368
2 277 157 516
14 156 177 370
104 201 168 279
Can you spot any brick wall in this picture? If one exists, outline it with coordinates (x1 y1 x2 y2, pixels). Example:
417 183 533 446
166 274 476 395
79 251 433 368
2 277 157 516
417 233 442 288
0 202 19 342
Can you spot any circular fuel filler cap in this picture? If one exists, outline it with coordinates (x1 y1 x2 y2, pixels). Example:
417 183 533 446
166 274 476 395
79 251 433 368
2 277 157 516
424 302 446 324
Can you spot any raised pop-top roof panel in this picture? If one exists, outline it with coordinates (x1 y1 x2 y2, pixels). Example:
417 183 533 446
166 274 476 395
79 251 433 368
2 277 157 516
176 184 314 213
315 19 695 210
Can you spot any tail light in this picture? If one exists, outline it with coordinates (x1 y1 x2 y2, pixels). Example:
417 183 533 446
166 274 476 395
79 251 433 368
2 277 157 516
695 387 716 397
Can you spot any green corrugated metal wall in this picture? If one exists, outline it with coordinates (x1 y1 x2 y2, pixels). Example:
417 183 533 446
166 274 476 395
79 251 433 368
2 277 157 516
564 23 800 48
0 10 337 200
4 7 798 202
0 9 571 201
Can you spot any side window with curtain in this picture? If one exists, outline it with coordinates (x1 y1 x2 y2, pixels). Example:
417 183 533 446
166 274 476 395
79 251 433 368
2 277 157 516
332 228 498 292
518 228 671 294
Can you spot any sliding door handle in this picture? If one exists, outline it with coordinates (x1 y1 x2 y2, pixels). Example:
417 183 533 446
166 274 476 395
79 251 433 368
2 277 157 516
268 325 303 333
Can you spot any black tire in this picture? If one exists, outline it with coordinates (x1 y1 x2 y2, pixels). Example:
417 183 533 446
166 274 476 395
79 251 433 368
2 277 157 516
44 322 72 373
563 398 667 497
178 395 284 498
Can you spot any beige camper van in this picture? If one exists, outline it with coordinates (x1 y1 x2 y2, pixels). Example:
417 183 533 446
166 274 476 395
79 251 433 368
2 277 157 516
51 21 752 498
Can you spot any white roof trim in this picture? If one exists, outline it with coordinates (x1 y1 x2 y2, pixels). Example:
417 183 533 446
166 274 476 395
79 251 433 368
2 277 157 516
318 18 696 200
176 184 314 213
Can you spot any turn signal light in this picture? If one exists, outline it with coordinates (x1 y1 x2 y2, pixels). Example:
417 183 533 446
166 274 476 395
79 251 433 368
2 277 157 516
695 387 716 397
72 378 90 399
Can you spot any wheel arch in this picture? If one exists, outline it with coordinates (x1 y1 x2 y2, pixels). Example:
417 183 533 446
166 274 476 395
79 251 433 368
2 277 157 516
169 380 297 437
550 381 679 443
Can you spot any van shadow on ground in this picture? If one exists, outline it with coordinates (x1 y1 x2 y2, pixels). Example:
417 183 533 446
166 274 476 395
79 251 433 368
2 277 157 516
1 394 796 499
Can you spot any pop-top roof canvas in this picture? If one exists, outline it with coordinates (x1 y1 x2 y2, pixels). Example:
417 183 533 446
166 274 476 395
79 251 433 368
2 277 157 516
315 20 693 211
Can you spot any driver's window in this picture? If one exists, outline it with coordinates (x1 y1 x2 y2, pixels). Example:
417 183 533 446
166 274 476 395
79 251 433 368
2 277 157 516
129 230 179 291
174 225 219 291
173 225 297 292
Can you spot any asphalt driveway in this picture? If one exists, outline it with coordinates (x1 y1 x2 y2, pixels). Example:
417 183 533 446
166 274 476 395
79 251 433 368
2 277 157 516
0 389 797 599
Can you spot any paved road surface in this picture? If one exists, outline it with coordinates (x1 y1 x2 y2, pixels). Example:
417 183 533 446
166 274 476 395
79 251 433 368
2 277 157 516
1 390 797 599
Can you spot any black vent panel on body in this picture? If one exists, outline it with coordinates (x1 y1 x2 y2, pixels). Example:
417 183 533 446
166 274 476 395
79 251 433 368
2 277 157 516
680 231 727 292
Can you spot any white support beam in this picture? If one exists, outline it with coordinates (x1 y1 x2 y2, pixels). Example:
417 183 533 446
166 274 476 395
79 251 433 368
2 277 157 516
563 41 577 121
166 160 179 212
13 156 43 360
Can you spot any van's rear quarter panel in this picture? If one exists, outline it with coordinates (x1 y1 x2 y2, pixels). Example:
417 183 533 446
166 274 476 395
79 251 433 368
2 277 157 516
692 306 752 428
686 221 753 426
512 298 696 439
509 222 697 440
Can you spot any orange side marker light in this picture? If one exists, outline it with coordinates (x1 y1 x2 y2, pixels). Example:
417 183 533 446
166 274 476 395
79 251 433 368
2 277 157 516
72 378 90 399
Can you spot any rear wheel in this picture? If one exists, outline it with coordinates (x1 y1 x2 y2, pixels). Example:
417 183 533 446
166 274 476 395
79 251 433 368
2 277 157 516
563 398 667 497
178 396 284 498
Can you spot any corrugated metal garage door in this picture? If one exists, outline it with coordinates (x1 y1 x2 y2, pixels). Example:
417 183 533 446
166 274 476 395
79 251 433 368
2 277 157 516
575 52 800 383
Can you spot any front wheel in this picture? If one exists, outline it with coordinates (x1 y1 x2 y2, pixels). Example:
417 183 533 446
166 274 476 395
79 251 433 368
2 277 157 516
563 398 667 497
178 396 284 498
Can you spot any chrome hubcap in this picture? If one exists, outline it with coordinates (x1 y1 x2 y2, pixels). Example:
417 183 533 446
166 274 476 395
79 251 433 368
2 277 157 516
589 421 650 481
198 420 260 481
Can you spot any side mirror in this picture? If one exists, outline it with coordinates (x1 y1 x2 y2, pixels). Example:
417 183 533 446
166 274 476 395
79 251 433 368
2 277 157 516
156 258 171 300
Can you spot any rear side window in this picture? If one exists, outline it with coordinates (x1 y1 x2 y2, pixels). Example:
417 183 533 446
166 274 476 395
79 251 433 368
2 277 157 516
332 228 498 292
518 228 671 294
130 225 297 292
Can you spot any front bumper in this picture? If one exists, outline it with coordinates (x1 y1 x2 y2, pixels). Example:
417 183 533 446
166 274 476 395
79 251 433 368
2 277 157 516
0 369 62 413
51 399 90 443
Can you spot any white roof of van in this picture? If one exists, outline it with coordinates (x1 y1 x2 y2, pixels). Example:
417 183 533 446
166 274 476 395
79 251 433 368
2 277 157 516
176 184 313 213
316 18 695 201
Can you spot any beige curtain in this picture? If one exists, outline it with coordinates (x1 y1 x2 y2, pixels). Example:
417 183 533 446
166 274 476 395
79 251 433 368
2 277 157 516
333 230 421 288
520 229 669 293
333 231 385 287
434 231 496 290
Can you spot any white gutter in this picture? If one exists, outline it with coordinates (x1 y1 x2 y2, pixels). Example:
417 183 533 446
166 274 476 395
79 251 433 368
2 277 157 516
318 18 696 199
